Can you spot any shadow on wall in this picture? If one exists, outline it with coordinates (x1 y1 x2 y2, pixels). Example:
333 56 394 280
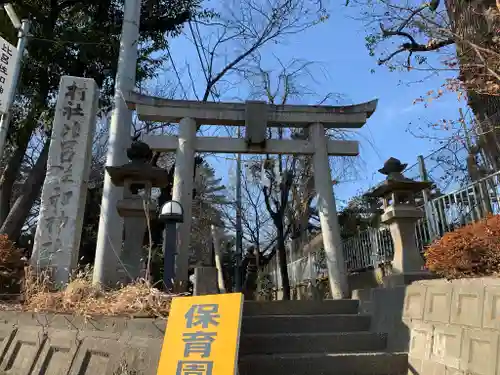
352 285 409 353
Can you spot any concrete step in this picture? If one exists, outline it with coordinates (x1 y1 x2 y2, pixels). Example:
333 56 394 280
238 352 408 375
243 300 359 316
241 314 371 334
239 332 387 354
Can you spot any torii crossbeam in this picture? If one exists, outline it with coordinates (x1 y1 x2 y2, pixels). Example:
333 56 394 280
123 92 378 298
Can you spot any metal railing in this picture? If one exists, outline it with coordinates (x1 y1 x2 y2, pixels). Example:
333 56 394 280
342 227 394 271
267 226 394 288
269 252 328 288
265 170 500 288
416 171 500 250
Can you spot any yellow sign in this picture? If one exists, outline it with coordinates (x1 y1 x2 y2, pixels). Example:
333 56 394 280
157 293 244 375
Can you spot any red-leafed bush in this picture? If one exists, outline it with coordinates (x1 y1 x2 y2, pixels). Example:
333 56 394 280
425 214 500 279
0 235 24 295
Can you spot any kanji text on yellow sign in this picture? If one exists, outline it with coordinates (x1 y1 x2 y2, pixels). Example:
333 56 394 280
157 293 244 375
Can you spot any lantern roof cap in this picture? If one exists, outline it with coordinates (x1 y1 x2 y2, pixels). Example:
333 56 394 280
366 157 432 198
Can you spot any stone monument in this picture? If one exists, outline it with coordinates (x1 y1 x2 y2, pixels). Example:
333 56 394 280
368 157 437 287
31 76 99 286
192 225 218 296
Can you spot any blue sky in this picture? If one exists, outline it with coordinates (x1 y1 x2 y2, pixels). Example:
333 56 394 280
163 2 464 207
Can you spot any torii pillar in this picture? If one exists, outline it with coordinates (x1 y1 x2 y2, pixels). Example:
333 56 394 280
125 93 378 298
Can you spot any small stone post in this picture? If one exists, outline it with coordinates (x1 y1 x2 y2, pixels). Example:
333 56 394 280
368 157 436 287
211 225 226 293
31 76 99 286
192 225 218 296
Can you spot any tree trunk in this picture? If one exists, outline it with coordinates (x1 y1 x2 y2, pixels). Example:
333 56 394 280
0 146 25 225
242 248 258 300
277 224 291 300
0 140 50 241
298 157 315 248
0 109 42 227
445 0 500 171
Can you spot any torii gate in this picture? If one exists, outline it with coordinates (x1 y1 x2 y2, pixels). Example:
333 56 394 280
125 92 377 298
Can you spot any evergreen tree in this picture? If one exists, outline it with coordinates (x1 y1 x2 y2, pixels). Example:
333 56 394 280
0 0 208 240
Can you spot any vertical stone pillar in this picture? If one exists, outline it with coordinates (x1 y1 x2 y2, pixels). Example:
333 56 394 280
122 216 147 281
383 212 425 274
120 182 150 283
310 122 349 299
92 0 141 287
31 76 98 286
172 117 196 292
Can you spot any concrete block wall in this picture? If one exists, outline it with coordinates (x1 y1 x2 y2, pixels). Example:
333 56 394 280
355 277 500 375
353 284 410 352
404 278 500 375
0 311 164 375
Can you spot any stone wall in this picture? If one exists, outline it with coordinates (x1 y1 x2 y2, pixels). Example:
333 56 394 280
0 311 164 374
3 278 500 375
355 277 500 375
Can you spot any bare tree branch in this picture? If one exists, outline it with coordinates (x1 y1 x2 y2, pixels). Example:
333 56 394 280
378 22 454 65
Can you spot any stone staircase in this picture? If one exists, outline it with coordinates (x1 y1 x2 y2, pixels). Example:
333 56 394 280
238 299 407 375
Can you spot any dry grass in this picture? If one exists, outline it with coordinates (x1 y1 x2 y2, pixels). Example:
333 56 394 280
17 266 178 318
0 234 179 318
0 232 180 317
0 235 25 295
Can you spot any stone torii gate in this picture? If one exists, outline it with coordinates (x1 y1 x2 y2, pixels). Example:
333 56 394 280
123 93 377 298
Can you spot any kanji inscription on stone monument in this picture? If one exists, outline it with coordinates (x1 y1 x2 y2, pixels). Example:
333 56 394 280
31 76 99 285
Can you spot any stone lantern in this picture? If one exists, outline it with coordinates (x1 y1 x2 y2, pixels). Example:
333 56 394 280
106 141 170 283
368 157 435 286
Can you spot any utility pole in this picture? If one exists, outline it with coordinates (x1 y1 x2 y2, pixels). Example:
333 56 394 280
235 126 243 292
418 154 437 240
0 4 30 163
417 155 430 203
93 0 141 286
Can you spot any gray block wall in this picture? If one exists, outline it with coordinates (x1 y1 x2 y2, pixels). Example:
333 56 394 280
406 278 500 375
0 311 165 375
356 277 500 375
